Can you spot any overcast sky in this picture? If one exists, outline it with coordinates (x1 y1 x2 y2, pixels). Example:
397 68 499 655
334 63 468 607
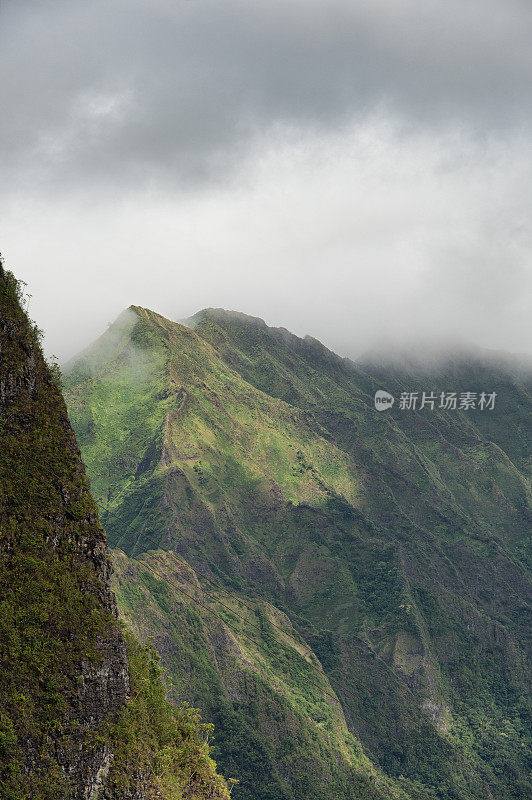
1 0 531 361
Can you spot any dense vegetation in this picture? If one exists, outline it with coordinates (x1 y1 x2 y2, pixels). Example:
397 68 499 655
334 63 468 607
106 628 234 800
0 265 231 800
0 266 113 797
64 304 531 800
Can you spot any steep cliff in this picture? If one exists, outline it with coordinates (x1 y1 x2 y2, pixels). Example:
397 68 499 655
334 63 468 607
0 264 232 800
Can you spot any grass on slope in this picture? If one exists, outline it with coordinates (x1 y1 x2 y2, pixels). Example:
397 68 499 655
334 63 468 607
64 306 362 543
64 305 532 800
112 548 409 800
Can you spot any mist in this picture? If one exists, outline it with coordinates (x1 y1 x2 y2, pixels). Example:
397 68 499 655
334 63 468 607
0 0 530 362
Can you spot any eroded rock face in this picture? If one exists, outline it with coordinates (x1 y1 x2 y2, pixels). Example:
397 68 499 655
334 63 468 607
1 271 234 800
55 631 130 795
0 266 129 797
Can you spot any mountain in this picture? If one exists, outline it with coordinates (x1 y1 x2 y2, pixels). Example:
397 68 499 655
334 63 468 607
0 265 232 800
64 304 532 800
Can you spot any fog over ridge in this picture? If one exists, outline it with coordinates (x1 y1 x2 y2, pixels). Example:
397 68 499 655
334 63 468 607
0 0 530 360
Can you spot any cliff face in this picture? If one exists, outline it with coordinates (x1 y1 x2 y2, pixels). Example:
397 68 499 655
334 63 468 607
0 266 130 796
0 267 232 800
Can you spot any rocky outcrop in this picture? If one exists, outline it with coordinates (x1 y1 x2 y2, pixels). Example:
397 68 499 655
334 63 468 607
0 265 129 797
0 265 232 800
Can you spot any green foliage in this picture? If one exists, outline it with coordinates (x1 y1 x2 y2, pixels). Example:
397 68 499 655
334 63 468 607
47 356 63 390
64 305 532 800
111 551 397 800
106 630 232 799
0 265 117 799
0 267 232 799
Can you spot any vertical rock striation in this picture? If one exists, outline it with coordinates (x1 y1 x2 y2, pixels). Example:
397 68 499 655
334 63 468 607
0 264 129 796
0 264 233 800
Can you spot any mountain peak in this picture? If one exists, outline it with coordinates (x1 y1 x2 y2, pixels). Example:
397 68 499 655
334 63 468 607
182 307 270 330
62 293 532 800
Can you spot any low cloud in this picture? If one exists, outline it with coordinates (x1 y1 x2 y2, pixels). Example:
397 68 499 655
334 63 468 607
3 119 530 361
0 1 530 360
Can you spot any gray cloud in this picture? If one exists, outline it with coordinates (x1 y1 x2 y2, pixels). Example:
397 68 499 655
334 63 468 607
0 0 531 361
2 0 532 192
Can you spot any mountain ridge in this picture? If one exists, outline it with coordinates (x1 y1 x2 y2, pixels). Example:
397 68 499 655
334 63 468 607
64 302 531 800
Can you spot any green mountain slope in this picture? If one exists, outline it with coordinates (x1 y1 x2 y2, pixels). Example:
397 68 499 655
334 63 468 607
111 549 398 800
64 305 532 800
0 267 232 800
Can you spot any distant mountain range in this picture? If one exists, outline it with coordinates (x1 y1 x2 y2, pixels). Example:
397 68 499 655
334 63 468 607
64 304 532 800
